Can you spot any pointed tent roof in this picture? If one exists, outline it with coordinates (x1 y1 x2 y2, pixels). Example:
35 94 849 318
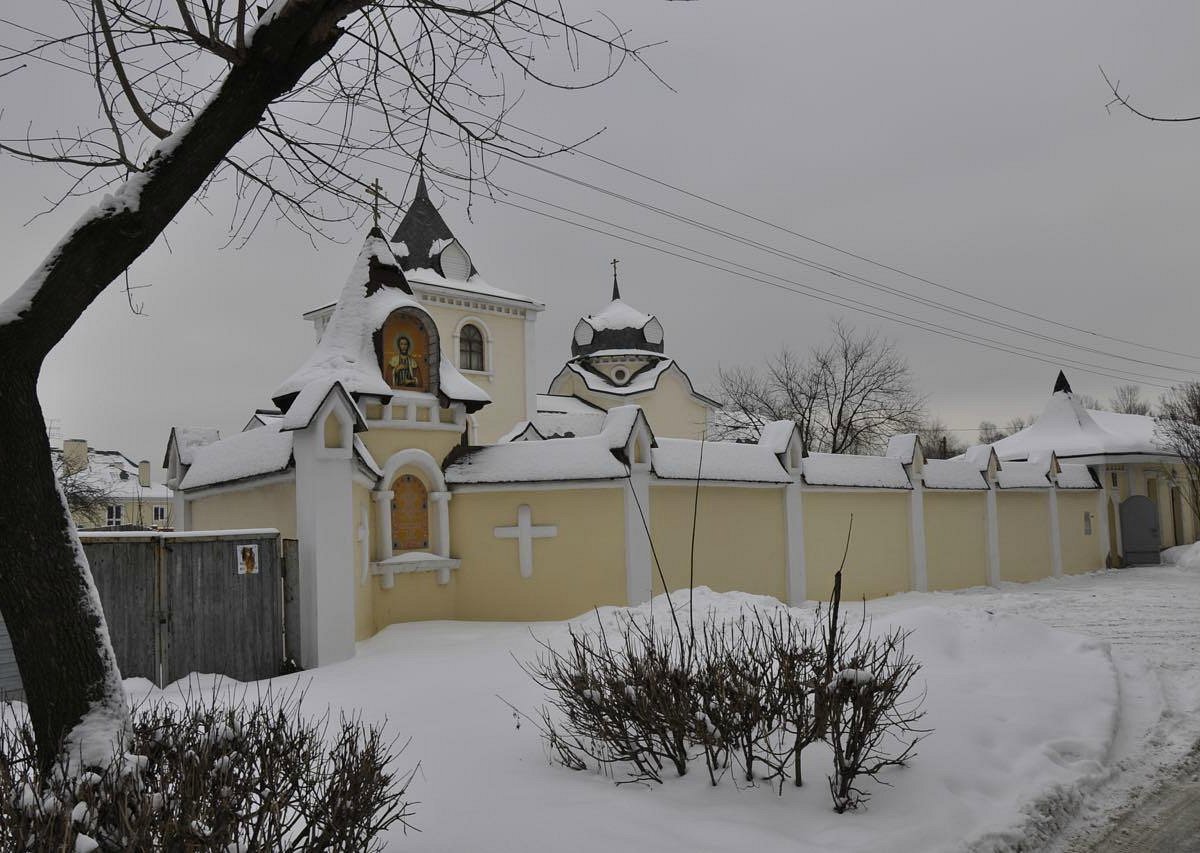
571 277 664 357
988 371 1164 462
272 231 490 412
390 172 476 276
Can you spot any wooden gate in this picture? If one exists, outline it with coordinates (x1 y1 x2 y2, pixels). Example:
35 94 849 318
81 530 286 686
1119 496 1162 566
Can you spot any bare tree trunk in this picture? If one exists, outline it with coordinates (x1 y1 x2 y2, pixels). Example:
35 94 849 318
0 2 352 767
0 368 127 771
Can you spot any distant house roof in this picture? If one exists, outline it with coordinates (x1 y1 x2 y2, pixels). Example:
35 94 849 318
53 445 173 500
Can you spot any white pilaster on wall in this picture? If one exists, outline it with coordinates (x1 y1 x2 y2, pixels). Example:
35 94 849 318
624 470 653 606
430 491 452 558
523 313 538 422
784 478 806 605
908 476 928 593
371 490 393 560
1048 487 1063 578
985 487 1001 587
1096 488 1111 567
293 417 357 669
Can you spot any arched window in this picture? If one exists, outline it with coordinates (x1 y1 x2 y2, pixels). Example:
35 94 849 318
459 323 485 372
391 473 430 552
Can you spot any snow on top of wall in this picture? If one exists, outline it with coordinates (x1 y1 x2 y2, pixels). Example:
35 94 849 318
273 234 488 408
992 391 1163 461
963 444 996 472
405 267 539 306
179 422 294 490
922 459 989 490
803 453 912 489
565 358 675 397
652 438 792 484
996 461 1051 489
445 433 628 484
279 379 363 431
757 420 798 455
1055 463 1100 490
583 298 653 331
447 406 644 484
886 434 918 464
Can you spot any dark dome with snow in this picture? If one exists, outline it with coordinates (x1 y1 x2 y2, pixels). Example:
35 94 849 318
571 278 664 357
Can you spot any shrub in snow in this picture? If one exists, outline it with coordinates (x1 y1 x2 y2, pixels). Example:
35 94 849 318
523 571 928 812
0 685 414 851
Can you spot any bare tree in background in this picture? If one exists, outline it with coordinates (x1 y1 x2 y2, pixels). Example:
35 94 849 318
52 453 114 528
1110 384 1152 416
1074 393 1105 412
0 0 661 769
715 321 926 454
977 415 1032 445
918 419 965 460
1156 383 1200 525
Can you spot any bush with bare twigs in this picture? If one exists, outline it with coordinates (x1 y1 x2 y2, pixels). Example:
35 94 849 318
0 686 414 852
522 548 929 812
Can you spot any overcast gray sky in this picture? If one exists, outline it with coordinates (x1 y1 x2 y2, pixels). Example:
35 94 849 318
2 1 1198 474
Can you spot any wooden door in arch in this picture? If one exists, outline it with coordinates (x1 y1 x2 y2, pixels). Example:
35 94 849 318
391 474 430 552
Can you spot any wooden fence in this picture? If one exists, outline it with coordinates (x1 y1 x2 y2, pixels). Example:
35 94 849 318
0 530 300 696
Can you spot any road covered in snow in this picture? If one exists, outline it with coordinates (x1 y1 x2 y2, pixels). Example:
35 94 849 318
870 549 1200 852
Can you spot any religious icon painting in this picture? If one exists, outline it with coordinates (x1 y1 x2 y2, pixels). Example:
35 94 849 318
380 311 430 392
236 544 260 576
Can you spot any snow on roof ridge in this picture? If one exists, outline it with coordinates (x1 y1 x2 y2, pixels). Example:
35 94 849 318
584 298 654 332
923 459 988 490
757 421 797 455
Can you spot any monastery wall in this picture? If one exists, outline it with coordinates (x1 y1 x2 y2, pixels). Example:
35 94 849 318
648 484 788 602
997 492 1055 583
447 486 627 622
1060 490 1105 575
802 490 912 602
923 492 989 591
188 480 297 540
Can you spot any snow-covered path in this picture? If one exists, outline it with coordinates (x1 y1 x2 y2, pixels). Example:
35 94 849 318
869 562 1200 850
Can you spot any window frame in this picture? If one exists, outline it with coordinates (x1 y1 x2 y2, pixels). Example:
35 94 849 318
106 505 123 527
459 323 485 373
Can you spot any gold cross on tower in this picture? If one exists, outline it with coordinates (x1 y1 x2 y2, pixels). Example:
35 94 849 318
365 178 385 229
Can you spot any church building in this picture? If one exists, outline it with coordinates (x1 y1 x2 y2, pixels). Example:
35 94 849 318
163 180 1197 671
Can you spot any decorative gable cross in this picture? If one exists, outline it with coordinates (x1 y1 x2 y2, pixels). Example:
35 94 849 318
366 178 385 228
494 504 557 578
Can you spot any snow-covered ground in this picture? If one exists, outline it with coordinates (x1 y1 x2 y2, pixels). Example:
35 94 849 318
118 581 1138 853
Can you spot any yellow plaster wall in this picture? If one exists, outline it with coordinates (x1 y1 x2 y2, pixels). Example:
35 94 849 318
359 427 462 474
417 300 530 444
551 368 710 440
923 492 989 591
188 481 297 539
373 571 458 626
803 491 911 601
1059 491 1103 574
648 485 787 601
448 487 626 621
997 492 1053 583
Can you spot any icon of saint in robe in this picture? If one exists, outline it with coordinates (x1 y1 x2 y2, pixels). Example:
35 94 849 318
389 334 422 388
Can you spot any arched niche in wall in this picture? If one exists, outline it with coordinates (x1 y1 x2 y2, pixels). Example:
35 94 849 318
375 306 441 395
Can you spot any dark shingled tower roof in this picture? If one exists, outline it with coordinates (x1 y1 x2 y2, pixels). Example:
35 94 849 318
1053 370 1072 394
390 172 476 276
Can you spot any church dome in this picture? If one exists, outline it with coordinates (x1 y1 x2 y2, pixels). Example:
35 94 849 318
571 273 664 357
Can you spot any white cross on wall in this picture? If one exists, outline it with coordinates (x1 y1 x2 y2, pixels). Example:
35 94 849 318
493 504 557 578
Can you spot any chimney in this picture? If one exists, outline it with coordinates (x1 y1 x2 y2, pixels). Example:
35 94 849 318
138 460 151 489
62 439 88 475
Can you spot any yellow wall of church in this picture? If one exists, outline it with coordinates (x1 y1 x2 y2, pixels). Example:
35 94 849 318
923 492 989 591
359 427 463 474
373 572 458 627
997 492 1053 583
447 487 626 621
551 368 710 440
188 481 297 539
1059 491 1103 574
417 300 531 444
802 491 911 601
648 485 787 601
